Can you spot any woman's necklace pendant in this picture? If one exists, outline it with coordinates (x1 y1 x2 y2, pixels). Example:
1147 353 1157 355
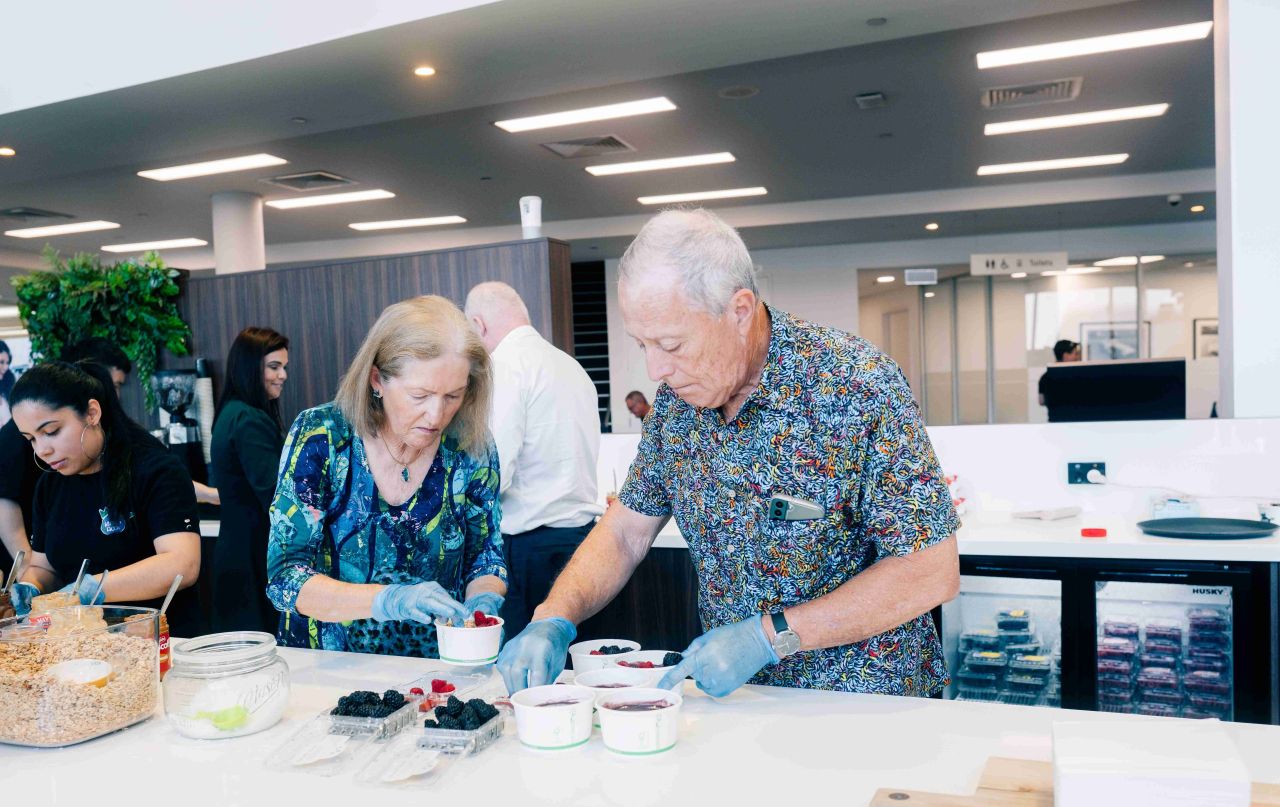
401 466 410 482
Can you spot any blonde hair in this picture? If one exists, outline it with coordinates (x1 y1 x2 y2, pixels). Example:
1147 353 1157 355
335 295 492 454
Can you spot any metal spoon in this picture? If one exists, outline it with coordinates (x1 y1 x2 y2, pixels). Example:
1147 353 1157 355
159 574 182 615
71 558 90 596
86 568 109 604
3 550 26 595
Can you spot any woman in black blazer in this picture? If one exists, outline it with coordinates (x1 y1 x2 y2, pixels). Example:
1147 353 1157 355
209 327 289 633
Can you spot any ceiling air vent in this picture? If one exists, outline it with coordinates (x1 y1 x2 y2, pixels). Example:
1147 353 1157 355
260 170 356 192
0 206 74 221
982 77 1082 109
854 91 888 110
541 135 636 159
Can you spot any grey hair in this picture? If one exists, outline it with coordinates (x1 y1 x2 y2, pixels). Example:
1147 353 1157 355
618 208 758 314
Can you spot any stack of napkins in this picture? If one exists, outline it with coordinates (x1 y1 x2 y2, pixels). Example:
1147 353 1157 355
1053 720 1249 807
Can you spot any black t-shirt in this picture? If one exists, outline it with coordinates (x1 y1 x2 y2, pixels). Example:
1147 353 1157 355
31 429 200 634
0 418 38 569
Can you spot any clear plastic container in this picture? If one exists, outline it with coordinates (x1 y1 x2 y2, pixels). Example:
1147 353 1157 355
163 631 290 740
997 629 1035 648
0 606 159 747
1187 692 1231 714
354 733 461 789
1103 619 1140 639
1136 667 1181 693
417 712 504 754
1005 673 1047 693
1136 702 1180 718
1003 641 1042 657
1009 654 1053 679
1138 688 1183 706
996 609 1031 631
1143 638 1182 656
1183 670 1230 696
965 650 1008 671
1186 607 1229 633
958 630 1001 653
1097 658 1133 677
955 667 1000 688
1138 652 1179 670
1144 620 1183 644
1188 630 1230 650
1097 637 1137 659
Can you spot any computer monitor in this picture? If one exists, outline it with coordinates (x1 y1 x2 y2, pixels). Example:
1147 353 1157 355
1042 358 1186 422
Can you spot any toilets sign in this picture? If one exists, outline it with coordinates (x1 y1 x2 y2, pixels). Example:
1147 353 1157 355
969 252 1067 276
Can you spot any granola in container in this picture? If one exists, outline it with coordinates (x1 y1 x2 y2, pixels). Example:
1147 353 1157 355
0 606 160 747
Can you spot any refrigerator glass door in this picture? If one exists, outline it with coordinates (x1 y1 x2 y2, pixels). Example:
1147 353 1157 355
943 575 1063 708
1095 580 1233 721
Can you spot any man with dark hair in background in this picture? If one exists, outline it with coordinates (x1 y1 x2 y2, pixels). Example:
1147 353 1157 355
1039 339 1082 422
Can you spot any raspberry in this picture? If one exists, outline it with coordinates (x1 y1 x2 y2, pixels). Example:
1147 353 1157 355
430 679 455 694
409 687 425 697
471 611 499 628
419 701 433 713
620 660 655 669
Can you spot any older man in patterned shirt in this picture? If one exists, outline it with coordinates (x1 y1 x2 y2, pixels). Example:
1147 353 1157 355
498 208 960 697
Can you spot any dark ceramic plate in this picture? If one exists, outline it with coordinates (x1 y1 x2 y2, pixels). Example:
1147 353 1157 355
1137 517 1278 540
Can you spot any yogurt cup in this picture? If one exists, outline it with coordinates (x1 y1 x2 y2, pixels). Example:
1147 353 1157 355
510 684 595 751
607 650 679 685
573 668 656 727
595 687 683 755
568 638 639 673
435 615 503 666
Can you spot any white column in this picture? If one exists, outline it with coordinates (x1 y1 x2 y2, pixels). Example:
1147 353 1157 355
1214 0 1280 418
211 191 265 274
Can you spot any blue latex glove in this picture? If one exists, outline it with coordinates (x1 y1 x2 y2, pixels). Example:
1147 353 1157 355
58 575 107 606
496 617 576 694
657 615 780 697
371 582 468 625
462 591 504 620
10 582 39 616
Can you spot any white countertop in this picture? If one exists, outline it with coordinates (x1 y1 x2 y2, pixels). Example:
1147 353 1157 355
8 646 1280 805
205 515 1280 562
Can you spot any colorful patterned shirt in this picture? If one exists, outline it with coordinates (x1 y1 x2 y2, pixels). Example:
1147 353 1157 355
619 306 958 695
267 403 506 657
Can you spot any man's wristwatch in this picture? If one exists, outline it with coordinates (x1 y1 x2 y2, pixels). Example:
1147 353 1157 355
768 610 801 658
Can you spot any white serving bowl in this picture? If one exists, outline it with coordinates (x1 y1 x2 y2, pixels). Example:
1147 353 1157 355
595 687 683 755
568 638 640 673
607 649 680 685
573 667 657 727
435 615 503 666
510 684 596 750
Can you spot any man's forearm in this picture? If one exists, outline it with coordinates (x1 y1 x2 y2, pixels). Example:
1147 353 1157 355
774 535 960 651
531 508 653 625
0 500 31 560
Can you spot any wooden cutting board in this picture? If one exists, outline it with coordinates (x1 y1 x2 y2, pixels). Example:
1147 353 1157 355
868 756 1280 806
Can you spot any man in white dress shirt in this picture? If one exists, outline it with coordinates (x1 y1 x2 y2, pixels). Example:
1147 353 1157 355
464 282 604 636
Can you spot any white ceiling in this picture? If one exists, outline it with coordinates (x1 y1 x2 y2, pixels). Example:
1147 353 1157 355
0 0 1215 276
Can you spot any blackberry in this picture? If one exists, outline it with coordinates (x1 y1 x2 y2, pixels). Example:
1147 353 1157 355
445 696 465 717
662 652 684 667
352 690 379 704
437 715 463 731
337 696 352 712
382 689 406 709
423 719 439 728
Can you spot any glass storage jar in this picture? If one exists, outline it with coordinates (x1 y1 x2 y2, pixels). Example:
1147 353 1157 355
0 605 161 747
164 631 289 739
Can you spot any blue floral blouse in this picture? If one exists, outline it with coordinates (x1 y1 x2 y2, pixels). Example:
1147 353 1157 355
267 403 506 657
619 306 958 696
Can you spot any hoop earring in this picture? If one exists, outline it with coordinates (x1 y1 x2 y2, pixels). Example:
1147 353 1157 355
31 452 55 473
81 423 105 464
372 388 383 399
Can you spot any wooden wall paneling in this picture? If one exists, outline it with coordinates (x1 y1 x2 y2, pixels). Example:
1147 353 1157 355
548 240 575 354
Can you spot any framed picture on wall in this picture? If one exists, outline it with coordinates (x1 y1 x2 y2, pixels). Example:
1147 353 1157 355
1193 318 1219 359
1079 321 1151 361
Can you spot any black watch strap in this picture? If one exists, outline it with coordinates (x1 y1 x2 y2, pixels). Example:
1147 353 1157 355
770 610 790 635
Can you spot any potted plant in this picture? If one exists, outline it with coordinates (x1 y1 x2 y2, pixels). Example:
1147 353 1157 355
11 247 191 408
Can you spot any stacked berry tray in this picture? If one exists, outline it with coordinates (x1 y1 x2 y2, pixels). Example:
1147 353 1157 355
1096 606 1232 719
953 608 1060 707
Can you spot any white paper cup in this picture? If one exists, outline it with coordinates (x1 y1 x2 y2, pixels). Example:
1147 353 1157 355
595 687 683 755
568 638 640 673
573 667 655 727
519 195 542 239
435 615 503 666
607 649 679 685
510 684 595 750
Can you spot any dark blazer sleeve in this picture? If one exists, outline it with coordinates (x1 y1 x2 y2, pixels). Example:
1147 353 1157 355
233 408 286 511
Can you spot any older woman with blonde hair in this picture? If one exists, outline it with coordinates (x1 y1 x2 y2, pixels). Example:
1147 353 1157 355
267 296 507 657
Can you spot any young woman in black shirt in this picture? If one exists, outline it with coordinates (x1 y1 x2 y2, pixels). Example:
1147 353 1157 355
209 327 289 634
8 361 201 634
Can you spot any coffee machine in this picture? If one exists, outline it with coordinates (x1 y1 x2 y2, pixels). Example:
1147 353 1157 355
152 370 200 447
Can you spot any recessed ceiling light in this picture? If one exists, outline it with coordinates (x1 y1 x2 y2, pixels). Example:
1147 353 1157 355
924 291 936 298
495 96 676 133
1010 272 1028 278
1190 204 1206 213
5 220 120 238
877 275 895 283
413 66 437 77
976 21 1213 69
637 186 767 205
977 153 1128 176
265 189 395 209
984 103 1169 136
1183 261 1195 268
586 152 735 176
138 153 287 181
924 222 939 231
101 237 207 253
866 17 887 27
1067 266 1102 275
0 147 15 157
1093 255 1166 266
349 215 467 231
